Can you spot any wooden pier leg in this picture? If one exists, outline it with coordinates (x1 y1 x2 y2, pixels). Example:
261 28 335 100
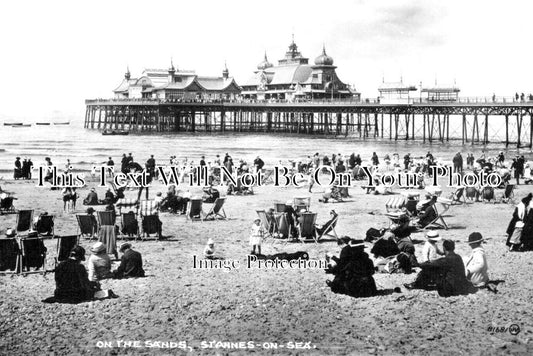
462 114 466 144
412 113 415 140
381 113 384 138
405 113 409 140
446 115 450 142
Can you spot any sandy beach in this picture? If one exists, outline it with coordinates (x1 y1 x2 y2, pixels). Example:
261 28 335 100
1 169 532 356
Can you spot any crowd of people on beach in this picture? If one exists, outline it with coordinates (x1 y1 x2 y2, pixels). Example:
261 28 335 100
1 146 532 303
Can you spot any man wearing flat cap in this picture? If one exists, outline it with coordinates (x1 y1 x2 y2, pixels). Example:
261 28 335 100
465 232 489 287
113 243 145 279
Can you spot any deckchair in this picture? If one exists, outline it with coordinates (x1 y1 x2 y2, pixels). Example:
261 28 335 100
419 205 448 230
121 212 140 240
298 212 317 243
56 235 79 266
294 197 311 212
76 214 97 240
141 215 162 240
273 212 292 243
480 186 495 203
115 198 139 215
316 215 339 241
385 195 407 212
447 186 467 205
97 211 116 227
0 238 20 274
140 200 162 239
256 210 275 238
35 214 55 236
500 184 515 204
16 210 34 235
204 197 227 221
187 199 204 221
20 236 47 274
0 196 16 215
274 202 286 213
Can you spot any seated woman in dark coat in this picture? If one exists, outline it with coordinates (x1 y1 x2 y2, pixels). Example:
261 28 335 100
416 195 438 227
54 246 98 302
326 238 377 298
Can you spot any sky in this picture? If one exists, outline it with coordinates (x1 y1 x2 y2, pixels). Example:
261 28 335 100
1 0 533 119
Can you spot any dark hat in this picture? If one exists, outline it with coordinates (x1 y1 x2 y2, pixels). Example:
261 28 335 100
86 207 95 214
467 232 484 244
70 246 86 261
119 243 132 252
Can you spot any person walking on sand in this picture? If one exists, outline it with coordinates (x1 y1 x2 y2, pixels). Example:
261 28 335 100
249 218 265 255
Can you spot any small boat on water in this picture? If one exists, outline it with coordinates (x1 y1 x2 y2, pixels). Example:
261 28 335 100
53 121 70 125
35 122 51 125
102 130 129 136
12 124 32 127
3 122 23 126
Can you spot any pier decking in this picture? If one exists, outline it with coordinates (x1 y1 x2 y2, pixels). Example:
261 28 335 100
85 98 533 147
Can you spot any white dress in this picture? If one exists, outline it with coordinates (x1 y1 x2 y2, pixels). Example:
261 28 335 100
249 224 264 246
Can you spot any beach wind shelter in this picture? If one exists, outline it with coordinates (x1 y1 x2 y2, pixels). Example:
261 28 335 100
378 79 417 104
421 85 460 102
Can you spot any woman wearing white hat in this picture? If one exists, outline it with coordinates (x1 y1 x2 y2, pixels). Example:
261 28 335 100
420 231 444 263
87 242 112 282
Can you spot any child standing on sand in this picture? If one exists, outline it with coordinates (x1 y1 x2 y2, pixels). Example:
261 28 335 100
250 218 264 255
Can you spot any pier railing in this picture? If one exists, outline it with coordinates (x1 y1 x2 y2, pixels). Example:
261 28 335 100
85 96 533 106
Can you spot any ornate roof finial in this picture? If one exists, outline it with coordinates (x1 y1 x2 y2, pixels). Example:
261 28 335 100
322 43 327 55
222 60 229 79
125 65 131 80
169 57 175 71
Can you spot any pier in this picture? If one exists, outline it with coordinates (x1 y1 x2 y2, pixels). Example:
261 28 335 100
85 98 533 147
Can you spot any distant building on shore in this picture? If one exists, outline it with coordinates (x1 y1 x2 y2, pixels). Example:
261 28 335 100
113 62 241 101
241 37 358 102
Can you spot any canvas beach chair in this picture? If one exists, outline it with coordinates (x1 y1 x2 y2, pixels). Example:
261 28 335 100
139 200 162 239
385 195 407 213
256 210 276 238
120 211 140 240
0 237 21 274
76 214 97 240
55 235 79 267
273 212 292 244
419 204 448 230
97 211 116 227
204 197 227 221
293 197 311 212
20 235 47 274
187 199 205 221
500 184 515 204
298 212 318 243
316 214 339 241
0 196 16 215
16 210 34 236
35 214 55 237
274 202 286 213
115 198 139 215
445 186 467 205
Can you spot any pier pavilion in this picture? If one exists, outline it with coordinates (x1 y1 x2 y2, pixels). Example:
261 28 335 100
113 62 241 101
240 37 357 102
